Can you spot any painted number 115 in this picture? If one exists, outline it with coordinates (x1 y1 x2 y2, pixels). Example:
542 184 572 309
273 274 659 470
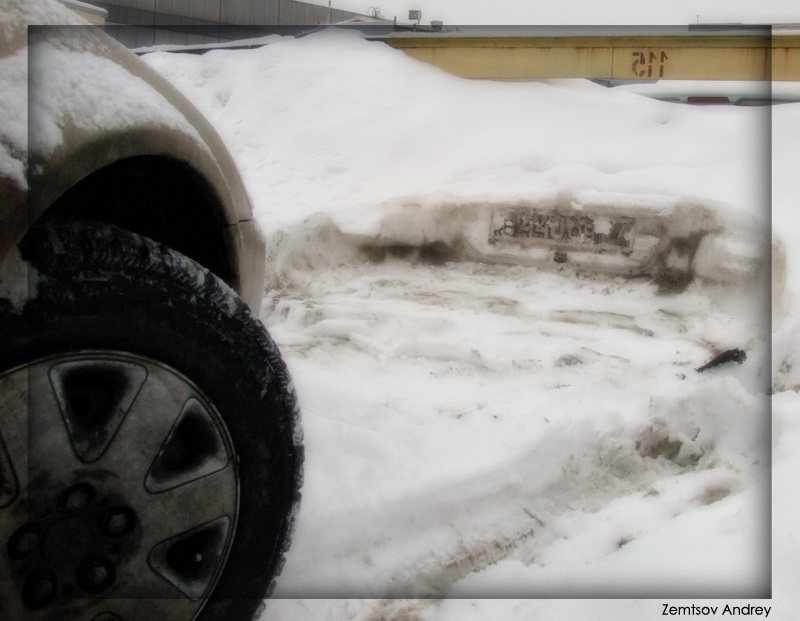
631 50 669 78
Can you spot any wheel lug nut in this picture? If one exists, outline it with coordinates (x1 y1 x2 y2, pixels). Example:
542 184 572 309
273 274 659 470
16 530 38 554
65 491 87 511
29 577 54 601
22 570 57 609
59 483 95 512
86 565 108 587
99 506 136 538
77 557 115 594
108 513 128 535
8 523 40 559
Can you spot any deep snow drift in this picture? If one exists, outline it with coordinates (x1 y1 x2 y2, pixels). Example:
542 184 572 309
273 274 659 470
142 27 797 617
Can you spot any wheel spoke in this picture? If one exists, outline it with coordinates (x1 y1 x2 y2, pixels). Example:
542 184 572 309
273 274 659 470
88 356 238 601
0 368 28 509
140 467 237 547
145 397 232 494
27 363 86 504
114 469 237 603
47 358 148 463
0 368 30 621
97 363 196 481
148 515 232 600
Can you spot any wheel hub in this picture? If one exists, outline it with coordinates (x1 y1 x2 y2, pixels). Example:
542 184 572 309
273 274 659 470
43 515 92 566
9 481 137 608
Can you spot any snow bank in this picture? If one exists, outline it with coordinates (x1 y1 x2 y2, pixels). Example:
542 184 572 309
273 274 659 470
143 28 770 227
144 28 771 299
141 26 777 606
615 79 800 104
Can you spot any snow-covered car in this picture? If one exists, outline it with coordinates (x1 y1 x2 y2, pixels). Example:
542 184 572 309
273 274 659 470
480 190 768 294
0 4 302 621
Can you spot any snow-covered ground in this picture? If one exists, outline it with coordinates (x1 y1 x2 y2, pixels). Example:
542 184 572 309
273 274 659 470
142 29 796 619
614 79 800 105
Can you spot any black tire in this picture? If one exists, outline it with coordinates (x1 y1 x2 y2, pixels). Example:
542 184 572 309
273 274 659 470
0 219 303 621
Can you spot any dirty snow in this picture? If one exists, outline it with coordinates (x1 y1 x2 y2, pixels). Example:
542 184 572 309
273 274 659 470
139 26 796 617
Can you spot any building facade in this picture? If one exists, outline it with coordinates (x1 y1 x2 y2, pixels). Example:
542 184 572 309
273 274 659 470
89 0 370 47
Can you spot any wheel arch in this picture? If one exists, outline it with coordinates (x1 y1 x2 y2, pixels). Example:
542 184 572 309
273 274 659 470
27 125 262 303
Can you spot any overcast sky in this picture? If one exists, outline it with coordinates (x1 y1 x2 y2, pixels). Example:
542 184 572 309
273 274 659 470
310 0 797 26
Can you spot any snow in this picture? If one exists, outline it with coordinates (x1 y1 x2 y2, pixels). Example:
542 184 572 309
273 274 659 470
771 104 800 393
0 47 28 190
139 26 793 616
1 0 209 191
0 0 85 189
4 0 797 614
0 247 38 311
143 31 770 232
28 29 205 159
614 80 800 104
132 34 285 55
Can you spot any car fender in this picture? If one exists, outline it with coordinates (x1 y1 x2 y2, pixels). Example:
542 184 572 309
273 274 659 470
2 19 266 310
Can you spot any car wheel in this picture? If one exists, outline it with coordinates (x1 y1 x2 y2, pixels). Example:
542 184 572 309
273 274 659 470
0 219 303 621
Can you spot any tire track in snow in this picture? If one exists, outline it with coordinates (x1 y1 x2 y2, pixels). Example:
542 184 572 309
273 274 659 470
263 230 768 598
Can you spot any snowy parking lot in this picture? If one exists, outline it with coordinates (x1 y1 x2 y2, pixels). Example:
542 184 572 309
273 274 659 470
142 28 799 619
